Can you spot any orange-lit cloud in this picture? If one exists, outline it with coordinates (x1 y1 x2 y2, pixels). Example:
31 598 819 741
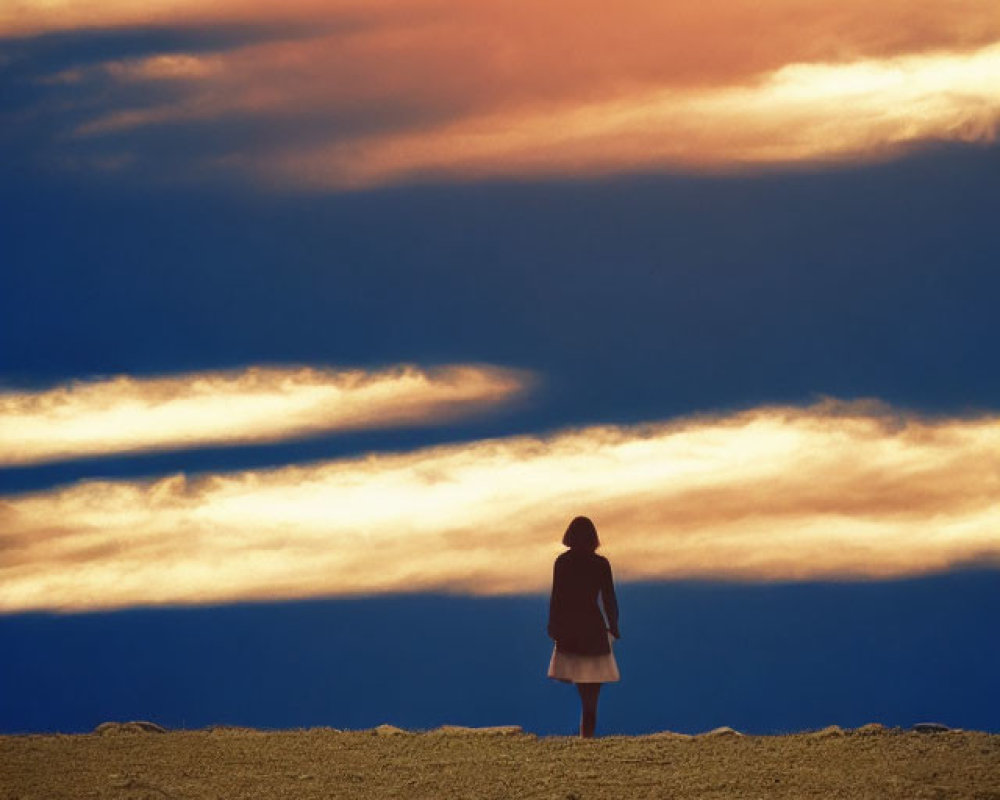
0 0 367 36
270 43 1000 188
0 365 529 466
8 0 1000 187
3 401 998 613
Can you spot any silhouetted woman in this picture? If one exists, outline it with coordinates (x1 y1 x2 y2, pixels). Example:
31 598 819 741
547 516 620 738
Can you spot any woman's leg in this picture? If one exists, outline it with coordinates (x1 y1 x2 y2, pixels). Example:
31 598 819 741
576 682 601 738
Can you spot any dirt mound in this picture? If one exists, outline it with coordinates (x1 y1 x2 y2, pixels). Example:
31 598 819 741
4 727 998 799
433 725 526 736
648 730 694 741
204 725 266 735
808 725 846 738
852 722 893 736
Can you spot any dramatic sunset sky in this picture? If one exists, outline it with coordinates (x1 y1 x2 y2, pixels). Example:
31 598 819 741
2 0 999 734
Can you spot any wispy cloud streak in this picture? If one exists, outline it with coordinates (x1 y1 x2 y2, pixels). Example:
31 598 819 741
6 0 1000 187
3 401 998 613
0 365 528 466
273 43 1000 188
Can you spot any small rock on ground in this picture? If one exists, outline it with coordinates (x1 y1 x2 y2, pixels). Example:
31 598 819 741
371 724 408 736
94 721 167 736
912 722 952 734
701 726 743 738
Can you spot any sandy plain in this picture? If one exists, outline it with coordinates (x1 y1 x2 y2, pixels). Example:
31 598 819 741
2 723 998 800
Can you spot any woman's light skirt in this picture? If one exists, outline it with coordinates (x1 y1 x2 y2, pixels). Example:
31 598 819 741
547 633 620 684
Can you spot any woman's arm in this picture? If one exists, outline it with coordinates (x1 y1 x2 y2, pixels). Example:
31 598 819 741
601 559 620 639
547 559 562 639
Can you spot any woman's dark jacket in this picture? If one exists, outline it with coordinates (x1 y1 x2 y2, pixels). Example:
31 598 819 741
547 549 619 655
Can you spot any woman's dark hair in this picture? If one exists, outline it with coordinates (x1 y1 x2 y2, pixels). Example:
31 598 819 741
562 516 600 550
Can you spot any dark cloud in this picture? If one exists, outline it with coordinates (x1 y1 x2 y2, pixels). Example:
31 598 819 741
0 21 347 76
0 19 490 185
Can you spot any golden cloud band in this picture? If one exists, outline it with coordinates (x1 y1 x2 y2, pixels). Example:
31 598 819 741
270 44 1000 188
0 365 529 466
2 400 998 612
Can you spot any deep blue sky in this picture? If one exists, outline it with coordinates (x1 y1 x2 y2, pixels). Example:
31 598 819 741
2 20 1000 734
4 145 999 491
3 570 998 735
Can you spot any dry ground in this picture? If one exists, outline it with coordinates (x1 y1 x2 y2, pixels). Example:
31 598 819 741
2 725 998 800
